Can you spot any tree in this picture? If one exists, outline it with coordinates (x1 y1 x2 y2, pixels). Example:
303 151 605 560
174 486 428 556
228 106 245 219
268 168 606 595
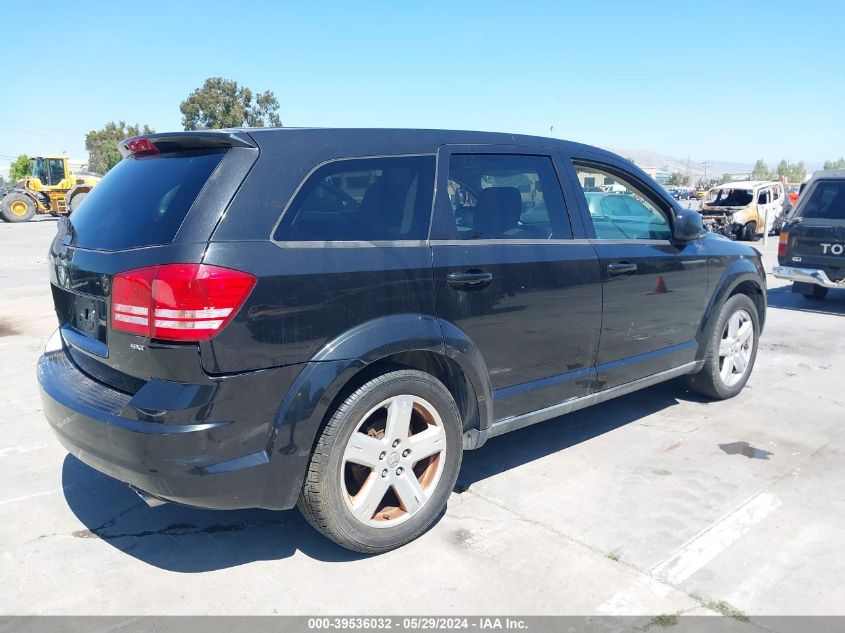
790 161 806 183
180 77 283 130
9 154 30 181
85 121 154 175
823 157 845 170
751 159 772 180
719 173 735 184
666 171 689 186
776 159 806 183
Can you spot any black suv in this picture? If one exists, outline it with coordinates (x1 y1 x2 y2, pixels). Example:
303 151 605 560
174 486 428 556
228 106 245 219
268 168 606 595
38 129 766 552
774 169 845 300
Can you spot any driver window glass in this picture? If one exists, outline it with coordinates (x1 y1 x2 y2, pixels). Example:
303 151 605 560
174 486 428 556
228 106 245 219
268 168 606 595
47 159 64 186
573 162 672 240
758 190 769 204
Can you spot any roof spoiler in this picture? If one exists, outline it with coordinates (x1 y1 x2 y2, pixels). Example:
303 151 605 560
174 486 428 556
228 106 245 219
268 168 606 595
118 130 257 157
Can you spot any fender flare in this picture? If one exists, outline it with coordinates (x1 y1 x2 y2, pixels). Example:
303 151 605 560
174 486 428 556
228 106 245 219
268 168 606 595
260 314 494 506
696 260 766 359
310 314 493 432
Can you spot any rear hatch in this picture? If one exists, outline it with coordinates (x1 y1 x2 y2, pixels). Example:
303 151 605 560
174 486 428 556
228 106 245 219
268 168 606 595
784 178 845 280
49 132 259 392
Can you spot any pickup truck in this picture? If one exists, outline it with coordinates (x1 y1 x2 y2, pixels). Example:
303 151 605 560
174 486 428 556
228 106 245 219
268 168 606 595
774 169 845 300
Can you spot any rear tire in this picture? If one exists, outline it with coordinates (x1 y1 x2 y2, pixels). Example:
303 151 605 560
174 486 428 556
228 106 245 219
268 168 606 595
686 294 759 400
799 284 828 301
1 193 36 223
298 369 463 553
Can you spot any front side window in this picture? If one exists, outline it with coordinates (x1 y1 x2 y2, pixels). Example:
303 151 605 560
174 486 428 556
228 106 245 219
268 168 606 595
275 156 435 242
446 154 571 240
573 163 672 240
47 158 64 186
758 190 770 205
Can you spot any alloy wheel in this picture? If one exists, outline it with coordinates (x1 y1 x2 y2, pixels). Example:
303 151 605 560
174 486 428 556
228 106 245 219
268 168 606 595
718 309 754 387
341 395 447 528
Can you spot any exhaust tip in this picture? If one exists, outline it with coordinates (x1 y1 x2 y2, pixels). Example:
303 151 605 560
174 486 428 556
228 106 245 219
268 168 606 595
131 486 167 508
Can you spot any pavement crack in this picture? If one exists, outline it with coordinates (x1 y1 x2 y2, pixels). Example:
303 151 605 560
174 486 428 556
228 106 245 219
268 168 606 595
70 516 304 541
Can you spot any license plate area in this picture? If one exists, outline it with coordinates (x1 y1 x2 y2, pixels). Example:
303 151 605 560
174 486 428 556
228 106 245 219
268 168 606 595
53 285 108 344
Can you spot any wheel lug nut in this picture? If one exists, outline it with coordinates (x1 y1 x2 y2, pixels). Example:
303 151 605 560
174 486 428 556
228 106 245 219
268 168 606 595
402 449 410 457
379 451 386 460
396 467 404 475
392 439 401 448
381 469 388 478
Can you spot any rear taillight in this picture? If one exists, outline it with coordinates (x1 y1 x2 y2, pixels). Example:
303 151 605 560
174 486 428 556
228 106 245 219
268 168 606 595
111 264 256 342
124 137 160 156
778 230 789 257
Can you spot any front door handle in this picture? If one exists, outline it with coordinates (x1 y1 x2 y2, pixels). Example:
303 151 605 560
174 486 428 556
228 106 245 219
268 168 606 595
607 262 638 276
446 270 493 288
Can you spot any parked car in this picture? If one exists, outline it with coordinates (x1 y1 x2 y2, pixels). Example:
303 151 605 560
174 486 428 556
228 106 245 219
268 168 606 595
37 129 767 552
774 169 845 300
691 188 709 200
700 180 785 240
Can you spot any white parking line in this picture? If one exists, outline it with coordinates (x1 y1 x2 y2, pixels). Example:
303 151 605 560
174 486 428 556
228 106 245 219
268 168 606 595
0 486 75 507
651 490 781 585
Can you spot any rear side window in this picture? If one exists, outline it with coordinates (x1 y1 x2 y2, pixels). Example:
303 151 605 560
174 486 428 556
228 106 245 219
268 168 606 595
799 181 845 220
68 151 225 250
446 154 571 240
274 156 436 242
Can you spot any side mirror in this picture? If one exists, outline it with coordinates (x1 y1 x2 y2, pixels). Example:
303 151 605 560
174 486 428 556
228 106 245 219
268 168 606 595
673 207 704 241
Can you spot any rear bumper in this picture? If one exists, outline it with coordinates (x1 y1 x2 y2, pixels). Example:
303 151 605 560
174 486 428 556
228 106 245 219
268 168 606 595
37 330 306 510
772 266 845 288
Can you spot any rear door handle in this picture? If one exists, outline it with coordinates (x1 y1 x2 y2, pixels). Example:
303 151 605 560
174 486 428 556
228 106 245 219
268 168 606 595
607 262 638 276
446 270 493 288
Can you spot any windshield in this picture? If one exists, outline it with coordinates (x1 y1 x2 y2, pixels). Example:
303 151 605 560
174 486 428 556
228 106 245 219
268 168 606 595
798 180 845 220
709 188 754 207
68 150 225 250
30 158 47 183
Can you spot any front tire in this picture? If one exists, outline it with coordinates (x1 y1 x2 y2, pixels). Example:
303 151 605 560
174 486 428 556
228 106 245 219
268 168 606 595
298 369 463 553
687 294 759 400
1 193 36 223
742 221 757 241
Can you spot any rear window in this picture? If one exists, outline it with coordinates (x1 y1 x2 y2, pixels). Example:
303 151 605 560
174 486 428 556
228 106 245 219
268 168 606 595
68 150 225 250
798 180 845 220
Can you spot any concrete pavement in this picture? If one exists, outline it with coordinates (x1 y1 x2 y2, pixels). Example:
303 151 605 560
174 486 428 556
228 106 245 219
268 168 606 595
1 219 843 623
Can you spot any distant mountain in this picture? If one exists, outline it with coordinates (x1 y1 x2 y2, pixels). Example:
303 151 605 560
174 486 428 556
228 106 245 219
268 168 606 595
604 147 824 180
603 147 752 178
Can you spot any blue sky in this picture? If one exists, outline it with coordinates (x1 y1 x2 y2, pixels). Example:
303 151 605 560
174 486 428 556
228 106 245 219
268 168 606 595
1 0 843 171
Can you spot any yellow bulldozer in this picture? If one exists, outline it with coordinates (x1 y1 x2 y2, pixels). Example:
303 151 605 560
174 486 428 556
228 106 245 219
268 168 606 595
1 156 101 223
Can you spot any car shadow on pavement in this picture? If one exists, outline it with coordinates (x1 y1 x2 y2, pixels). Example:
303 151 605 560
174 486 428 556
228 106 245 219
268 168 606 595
61 377 705 571
61 455 369 572
766 285 845 316
457 377 707 490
